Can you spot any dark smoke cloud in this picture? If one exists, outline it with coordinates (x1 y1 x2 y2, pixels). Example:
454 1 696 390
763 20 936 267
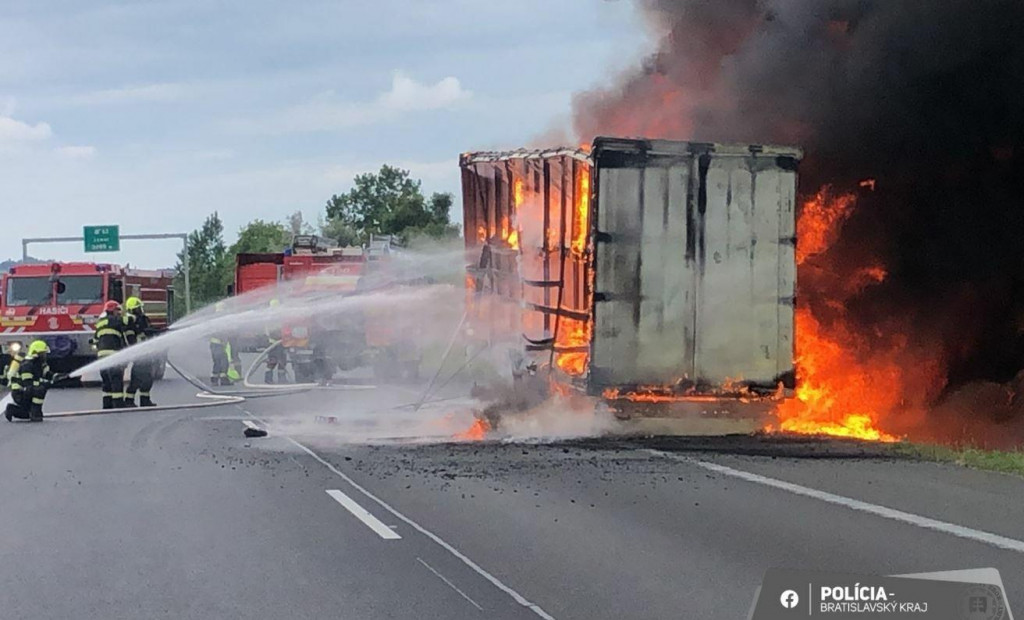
573 0 1024 441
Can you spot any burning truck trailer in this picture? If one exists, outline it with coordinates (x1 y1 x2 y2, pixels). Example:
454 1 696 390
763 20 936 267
461 136 801 422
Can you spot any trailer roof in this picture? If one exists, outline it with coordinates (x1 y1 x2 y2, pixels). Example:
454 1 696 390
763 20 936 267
592 137 804 160
460 138 803 167
459 147 591 166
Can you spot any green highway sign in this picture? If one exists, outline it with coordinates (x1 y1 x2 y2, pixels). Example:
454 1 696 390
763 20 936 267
83 225 120 252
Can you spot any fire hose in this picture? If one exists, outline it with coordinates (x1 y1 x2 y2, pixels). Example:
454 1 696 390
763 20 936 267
0 355 314 421
240 340 377 392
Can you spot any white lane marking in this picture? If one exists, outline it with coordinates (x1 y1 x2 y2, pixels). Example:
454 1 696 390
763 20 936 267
647 450 1024 554
242 420 261 430
326 489 402 540
284 436 556 620
417 557 484 611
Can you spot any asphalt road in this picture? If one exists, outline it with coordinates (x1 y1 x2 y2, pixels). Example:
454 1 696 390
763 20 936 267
1 373 1022 619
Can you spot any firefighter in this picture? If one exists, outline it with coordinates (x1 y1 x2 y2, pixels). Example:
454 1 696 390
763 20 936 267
264 298 288 384
5 340 53 422
1 341 24 388
209 301 232 386
94 300 128 409
123 296 157 407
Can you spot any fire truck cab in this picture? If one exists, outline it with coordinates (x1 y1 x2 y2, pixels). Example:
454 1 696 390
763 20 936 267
0 262 175 374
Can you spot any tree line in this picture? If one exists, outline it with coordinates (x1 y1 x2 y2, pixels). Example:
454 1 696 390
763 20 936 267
172 165 459 314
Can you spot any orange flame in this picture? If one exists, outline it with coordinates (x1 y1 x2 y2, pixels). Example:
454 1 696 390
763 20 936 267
572 171 590 257
772 187 900 442
555 318 590 376
796 186 855 265
455 417 490 441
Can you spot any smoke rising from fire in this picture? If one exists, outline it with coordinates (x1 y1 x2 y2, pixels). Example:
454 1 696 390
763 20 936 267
573 0 1024 444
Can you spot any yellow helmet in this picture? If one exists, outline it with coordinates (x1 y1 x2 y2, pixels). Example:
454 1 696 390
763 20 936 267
28 340 50 356
125 296 144 311
269 298 280 307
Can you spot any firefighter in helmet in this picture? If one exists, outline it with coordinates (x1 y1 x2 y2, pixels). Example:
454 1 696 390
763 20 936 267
123 296 158 407
208 301 241 386
264 298 288 384
94 300 129 409
5 340 54 422
209 302 230 385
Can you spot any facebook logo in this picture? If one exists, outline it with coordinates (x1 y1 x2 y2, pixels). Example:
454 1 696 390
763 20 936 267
780 590 800 609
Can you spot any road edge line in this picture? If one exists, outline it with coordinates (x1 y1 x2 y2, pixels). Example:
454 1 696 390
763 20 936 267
647 449 1024 554
416 557 485 611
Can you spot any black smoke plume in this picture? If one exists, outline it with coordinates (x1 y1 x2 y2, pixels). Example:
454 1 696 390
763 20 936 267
573 0 1024 444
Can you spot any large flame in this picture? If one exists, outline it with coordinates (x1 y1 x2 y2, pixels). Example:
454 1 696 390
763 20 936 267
553 169 594 376
772 187 900 442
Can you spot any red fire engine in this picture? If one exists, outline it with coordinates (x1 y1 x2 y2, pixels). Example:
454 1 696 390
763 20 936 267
0 262 175 374
232 235 409 382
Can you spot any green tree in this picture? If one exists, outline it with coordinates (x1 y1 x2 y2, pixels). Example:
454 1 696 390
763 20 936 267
229 219 292 255
174 212 232 316
323 164 460 242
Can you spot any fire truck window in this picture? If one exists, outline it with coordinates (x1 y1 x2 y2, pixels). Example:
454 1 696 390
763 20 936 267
108 278 123 303
5 277 52 306
57 276 104 305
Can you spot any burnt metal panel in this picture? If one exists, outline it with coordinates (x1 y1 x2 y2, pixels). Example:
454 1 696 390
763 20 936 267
588 137 802 395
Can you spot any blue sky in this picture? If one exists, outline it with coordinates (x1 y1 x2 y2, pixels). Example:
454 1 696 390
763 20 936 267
0 0 650 267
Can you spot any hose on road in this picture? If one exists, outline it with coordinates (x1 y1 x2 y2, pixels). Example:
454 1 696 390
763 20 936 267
3 356 311 421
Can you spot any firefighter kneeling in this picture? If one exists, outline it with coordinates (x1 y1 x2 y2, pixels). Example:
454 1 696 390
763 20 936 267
5 340 55 422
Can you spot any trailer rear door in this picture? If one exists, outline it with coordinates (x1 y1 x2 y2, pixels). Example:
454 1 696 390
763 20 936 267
588 138 801 395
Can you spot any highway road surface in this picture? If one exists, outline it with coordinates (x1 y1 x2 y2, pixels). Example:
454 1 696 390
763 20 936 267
0 373 1022 619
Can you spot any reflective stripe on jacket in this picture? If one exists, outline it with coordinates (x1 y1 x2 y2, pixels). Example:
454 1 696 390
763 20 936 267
94 313 127 357
12 356 49 393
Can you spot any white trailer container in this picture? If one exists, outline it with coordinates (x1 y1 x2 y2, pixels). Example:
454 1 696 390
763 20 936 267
588 138 801 397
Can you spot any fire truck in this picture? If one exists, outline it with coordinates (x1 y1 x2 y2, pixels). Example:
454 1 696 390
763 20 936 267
0 261 175 375
233 235 409 382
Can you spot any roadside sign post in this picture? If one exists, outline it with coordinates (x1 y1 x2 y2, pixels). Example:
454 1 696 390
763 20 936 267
83 225 120 252
22 231 191 314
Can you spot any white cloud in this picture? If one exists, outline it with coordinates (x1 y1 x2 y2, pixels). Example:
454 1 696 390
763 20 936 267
240 72 471 134
68 83 189 106
0 115 52 144
381 72 471 111
55 145 97 160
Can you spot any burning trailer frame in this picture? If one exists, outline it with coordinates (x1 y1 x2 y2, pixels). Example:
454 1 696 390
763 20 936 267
461 137 803 409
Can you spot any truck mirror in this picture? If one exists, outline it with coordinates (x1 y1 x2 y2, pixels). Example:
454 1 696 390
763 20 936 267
55 282 66 294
